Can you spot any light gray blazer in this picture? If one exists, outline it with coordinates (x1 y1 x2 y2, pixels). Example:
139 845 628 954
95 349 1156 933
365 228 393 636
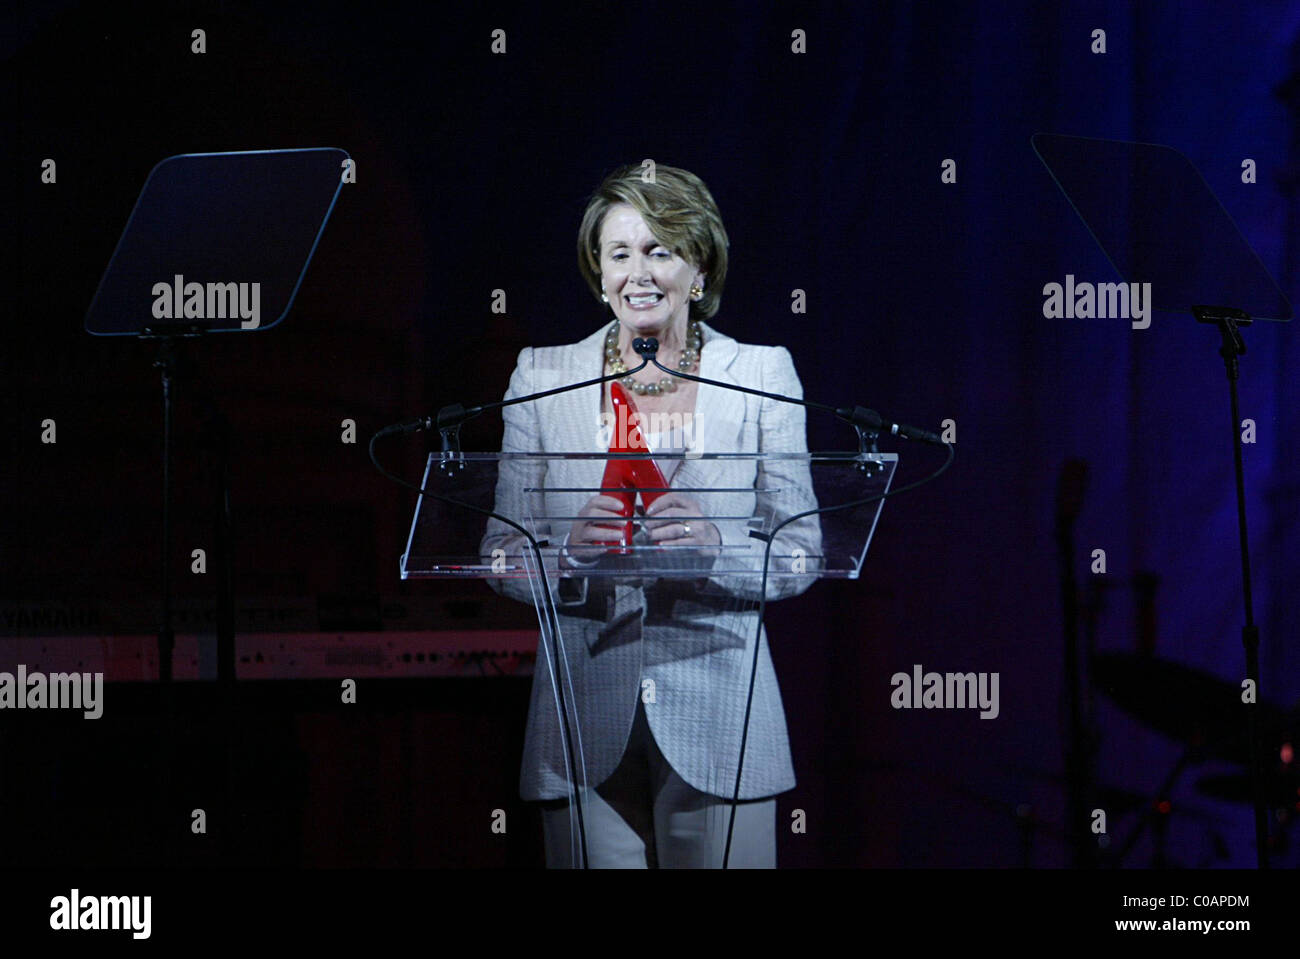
480 321 822 801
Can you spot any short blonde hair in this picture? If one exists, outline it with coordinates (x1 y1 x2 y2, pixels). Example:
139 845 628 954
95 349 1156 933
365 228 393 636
577 164 730 320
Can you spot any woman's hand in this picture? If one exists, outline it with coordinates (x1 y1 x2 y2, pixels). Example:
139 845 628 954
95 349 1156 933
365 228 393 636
644 492 721 556
564 494 632 565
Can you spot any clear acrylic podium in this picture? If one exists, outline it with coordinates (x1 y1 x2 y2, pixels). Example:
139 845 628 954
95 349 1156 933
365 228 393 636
401 448 896 867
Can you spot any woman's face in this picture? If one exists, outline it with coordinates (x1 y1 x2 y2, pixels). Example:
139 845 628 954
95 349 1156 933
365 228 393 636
597 203 702 340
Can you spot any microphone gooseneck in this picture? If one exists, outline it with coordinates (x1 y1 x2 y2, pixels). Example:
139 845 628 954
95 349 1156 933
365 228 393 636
637 342 949 448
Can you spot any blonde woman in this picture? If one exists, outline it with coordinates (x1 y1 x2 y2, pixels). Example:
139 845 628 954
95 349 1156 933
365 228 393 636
482 164 821 867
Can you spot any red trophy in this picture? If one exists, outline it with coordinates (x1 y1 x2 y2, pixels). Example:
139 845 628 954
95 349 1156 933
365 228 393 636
592 381 670 553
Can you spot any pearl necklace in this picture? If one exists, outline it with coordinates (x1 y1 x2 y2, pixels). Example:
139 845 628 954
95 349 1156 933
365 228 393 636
604 318 703 396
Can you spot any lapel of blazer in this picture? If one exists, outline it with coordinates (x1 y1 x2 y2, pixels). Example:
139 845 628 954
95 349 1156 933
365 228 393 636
692 321 745 459
547 324 607 453
538 326 610 515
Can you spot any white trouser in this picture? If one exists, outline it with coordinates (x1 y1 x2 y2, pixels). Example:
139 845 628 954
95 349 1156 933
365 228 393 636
539 699 777 868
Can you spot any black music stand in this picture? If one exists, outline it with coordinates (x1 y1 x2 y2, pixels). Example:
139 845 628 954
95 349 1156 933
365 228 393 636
1033 133 1292 868
84 148 347 863
86 147 348 683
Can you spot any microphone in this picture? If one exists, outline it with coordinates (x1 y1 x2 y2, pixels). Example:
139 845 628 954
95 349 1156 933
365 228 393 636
632 337 659 359
373 416 432 438
373 402 476 441
836 405 947 446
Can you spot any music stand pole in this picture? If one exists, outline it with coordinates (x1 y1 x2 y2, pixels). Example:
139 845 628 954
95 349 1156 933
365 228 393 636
1194 305 1269 868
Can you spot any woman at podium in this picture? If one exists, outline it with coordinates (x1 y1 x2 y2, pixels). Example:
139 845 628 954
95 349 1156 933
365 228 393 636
481 163 821 868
